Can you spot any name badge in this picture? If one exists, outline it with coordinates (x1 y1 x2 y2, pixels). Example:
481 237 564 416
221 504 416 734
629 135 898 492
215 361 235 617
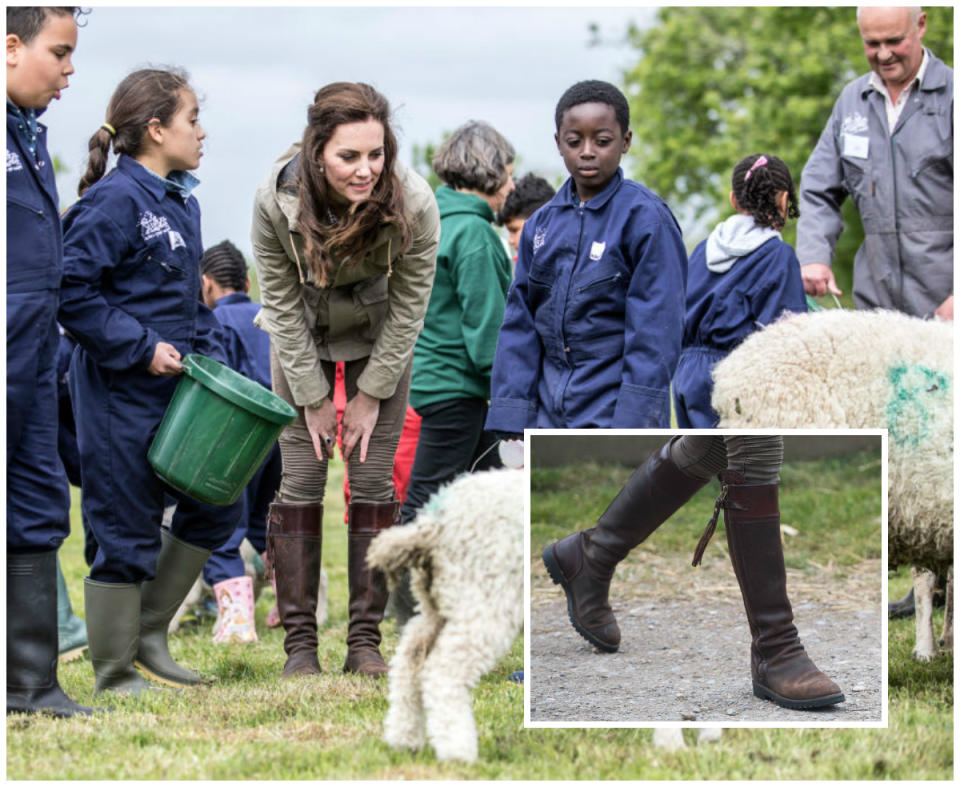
842 133 869 159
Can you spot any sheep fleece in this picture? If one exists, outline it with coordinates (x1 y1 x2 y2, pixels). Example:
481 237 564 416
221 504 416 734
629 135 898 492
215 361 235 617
711 309 953 573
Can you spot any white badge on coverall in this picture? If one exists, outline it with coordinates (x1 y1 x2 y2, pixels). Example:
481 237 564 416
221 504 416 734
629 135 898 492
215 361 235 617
842 133 869 159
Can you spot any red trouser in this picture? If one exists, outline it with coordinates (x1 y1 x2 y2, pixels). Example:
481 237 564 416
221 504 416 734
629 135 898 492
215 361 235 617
334 362 421 521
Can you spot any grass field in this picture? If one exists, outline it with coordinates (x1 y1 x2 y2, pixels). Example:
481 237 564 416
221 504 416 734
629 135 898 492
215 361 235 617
5 452 953 780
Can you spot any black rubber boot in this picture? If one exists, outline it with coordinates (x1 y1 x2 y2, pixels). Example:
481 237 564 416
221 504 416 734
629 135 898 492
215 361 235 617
542 439 709 652
721 471 844 710
7 550 96 716
888 587 916 619
135 529 212 687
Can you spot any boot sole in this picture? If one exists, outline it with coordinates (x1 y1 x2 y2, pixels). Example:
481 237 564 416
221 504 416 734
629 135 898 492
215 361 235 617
58 645 88 663
753 680 845 709
542 544 619 654
133 661 200 689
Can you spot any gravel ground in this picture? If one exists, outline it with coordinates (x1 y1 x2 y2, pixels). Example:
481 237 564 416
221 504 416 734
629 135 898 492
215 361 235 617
528 551 883 724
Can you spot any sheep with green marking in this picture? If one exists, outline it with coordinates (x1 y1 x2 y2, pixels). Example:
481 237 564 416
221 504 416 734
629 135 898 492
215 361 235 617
711 308 953 661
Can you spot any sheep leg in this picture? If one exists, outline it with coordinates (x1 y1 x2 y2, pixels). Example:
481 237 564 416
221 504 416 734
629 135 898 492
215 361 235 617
698 727 723 743
382 613 439 751
911 567 937 661
938 566 953 651
653 728 686 749
421 618 499 763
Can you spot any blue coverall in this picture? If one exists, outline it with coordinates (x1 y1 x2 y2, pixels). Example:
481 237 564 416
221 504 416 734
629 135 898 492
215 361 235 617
6 101 71 551
672 236 808 427
485 168 687 430
59 154 241 583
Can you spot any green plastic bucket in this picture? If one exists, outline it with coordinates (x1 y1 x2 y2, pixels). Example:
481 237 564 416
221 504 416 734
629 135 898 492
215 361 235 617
148 354 296 505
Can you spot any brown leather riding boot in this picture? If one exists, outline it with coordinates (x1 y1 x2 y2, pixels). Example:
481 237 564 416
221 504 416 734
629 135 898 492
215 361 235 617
542 438 709 652
268 501 323 678
720 471 844 709
343 499 399 676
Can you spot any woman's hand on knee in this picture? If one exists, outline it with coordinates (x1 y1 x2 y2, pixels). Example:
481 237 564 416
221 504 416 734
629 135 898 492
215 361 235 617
304 398 338 461
342 390 380 463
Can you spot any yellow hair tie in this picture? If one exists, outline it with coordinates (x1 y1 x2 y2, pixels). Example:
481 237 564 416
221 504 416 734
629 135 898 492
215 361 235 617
101 123 116 137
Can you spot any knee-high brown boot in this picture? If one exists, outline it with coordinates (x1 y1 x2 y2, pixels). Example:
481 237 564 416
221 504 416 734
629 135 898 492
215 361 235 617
719 470 844 709
344 499 400 676
542 438 710 652
268 501 323 678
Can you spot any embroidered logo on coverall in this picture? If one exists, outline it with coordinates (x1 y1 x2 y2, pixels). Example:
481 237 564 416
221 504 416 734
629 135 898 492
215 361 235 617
533 228 547 254
138 210 174 243
841 112 869 135
589 241 606 261
7 150 24 172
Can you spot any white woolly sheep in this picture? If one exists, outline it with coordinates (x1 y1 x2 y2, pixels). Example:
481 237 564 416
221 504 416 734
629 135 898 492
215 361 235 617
367 468 524 763
711 308 953 660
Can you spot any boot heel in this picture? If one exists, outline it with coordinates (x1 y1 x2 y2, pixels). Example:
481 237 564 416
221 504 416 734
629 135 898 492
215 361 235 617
752 680 771 701
541 545 566 588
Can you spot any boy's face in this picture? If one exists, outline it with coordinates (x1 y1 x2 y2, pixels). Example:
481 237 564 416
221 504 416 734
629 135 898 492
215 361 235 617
555 102 631 202
504 217 526 255
6 12 77 109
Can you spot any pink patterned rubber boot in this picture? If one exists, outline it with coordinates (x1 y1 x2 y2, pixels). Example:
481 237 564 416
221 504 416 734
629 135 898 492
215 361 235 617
265 573 281 628
212 576 258 644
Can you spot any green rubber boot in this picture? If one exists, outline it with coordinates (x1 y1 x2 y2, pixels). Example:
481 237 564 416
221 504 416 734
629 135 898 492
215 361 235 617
135 529 212 687
84 578 152 696
57 555 88 663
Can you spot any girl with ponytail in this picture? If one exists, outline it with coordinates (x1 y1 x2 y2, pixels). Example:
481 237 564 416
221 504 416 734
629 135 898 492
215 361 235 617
58 67 244 696
672 153 808 427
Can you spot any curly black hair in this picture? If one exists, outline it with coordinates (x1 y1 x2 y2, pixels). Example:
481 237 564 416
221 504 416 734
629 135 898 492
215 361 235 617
731 154 799 231
496 173 556 225
554 80 630 134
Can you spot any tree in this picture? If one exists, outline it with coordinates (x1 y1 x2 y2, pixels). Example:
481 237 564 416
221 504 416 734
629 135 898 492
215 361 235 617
621 7 953 296
410 139 445 192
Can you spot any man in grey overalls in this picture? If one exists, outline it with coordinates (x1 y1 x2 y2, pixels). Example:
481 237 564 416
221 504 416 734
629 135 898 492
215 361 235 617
797 6 953 320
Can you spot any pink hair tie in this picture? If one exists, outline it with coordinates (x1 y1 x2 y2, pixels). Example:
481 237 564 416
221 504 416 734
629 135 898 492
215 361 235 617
745 155 768 181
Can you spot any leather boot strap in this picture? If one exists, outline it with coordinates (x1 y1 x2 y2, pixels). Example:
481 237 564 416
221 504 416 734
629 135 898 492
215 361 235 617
693 484 735 567
692 470 778 566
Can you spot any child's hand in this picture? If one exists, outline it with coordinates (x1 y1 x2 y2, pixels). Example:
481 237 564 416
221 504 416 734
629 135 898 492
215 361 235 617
148 342 183 375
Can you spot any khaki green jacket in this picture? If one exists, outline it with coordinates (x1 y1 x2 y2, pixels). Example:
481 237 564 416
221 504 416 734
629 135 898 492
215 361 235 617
251 143 440 406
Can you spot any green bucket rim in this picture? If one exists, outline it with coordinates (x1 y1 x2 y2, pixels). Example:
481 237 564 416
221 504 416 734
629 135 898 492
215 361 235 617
181 354 296 426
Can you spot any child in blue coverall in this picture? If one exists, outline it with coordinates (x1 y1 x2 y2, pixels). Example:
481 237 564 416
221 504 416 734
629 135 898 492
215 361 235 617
59 68 242 695
198 239 282 645
485 80 687 430
6 4 91 718
672 154 808 427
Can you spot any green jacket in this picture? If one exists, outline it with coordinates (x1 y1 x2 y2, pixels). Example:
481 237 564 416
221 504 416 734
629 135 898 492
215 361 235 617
251 142 440 406
410 185 512 409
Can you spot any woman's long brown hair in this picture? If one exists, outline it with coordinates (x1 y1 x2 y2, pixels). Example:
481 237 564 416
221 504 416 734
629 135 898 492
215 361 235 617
297 82 410 287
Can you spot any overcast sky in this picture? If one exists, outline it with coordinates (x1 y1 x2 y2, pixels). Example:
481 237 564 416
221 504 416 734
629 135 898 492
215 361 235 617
40 3 655 259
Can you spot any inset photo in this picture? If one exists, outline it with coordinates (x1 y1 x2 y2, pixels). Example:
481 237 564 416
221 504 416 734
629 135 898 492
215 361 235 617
526 432 885 727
